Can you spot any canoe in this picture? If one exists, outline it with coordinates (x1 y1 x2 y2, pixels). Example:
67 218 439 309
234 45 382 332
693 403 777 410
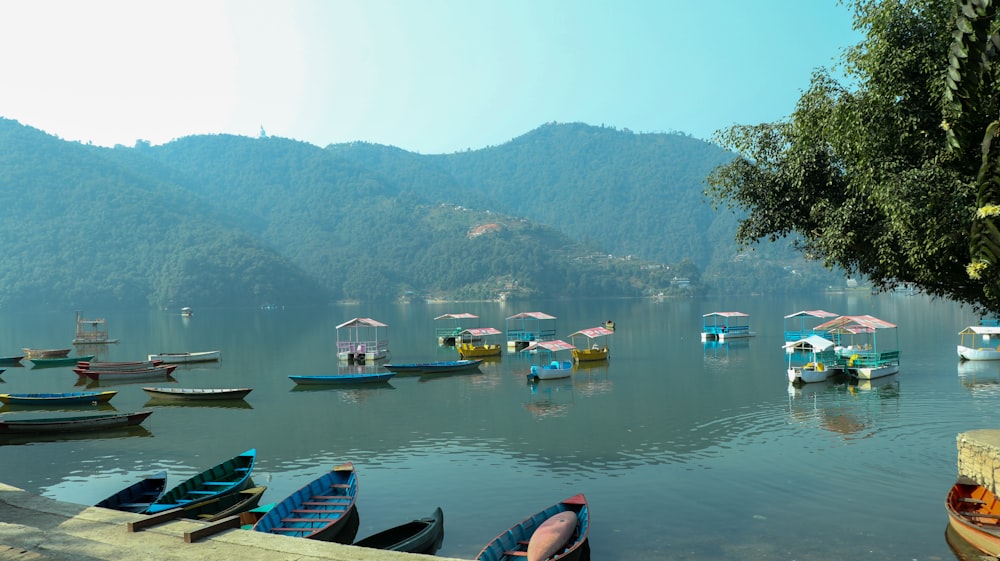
476 494 590 561
180 484 267 522
141 387 253 401
252 462 358 543
288 373 395 385
145 448 257 514
383 359 483 373
354 506 444 555
147 351 222 364
0 391 117 406
77 360 163 371
0 356 23 366
946 477 1000 556
76 365 177 381
29 355 95 367
22 348 71 359
95 471 168 513
0 410 152 434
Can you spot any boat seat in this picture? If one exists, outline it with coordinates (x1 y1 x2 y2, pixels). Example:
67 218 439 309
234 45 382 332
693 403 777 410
288 510 345 517
118 503 150 509
234 467 250 472
299 502 349 508
269 527 312 533
960 497 987 505
311 495 352 501
502 551 528 557
186 491 218 495
330 483 350 488
202 481 234 486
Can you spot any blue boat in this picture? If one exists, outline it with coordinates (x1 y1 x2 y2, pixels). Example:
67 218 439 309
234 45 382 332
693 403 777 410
95 471 167 513
145 448 256 514
29 354 95 368
252 462 359 543
0 391 117 406
477 494 590 561
383 359 483 374
288 372 395 385
0 356 22 366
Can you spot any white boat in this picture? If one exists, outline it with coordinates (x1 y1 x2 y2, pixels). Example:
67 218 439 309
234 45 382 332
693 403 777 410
521 340 575 381
957 325 1000 361
146 350 221 363
701 311 754 342
783 334 841 383
816 314 901 380
336 317 389 363
142 387 251 400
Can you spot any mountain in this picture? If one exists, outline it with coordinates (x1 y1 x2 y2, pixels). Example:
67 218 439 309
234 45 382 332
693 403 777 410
0 118 840 311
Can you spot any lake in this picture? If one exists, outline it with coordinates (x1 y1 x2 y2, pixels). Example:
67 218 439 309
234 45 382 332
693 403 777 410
0 292 988 560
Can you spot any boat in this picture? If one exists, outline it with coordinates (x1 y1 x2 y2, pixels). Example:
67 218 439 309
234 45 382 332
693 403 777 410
0 356 23 366
95 471 168 513
181 307 193 317
76 365 177 381
78 359 163 370
0 410 152 434
434 313 480 345
145 448 257 514
816 314 901 379
476 494 590 561
29 355 95 367
353 506 444 555
180 485 267 522
945 476 1000 557
701 311 755 342
382 359 483 374
783 335 843 384
0 390 117 406
72 311 119 344
456 328 504 358
783 310 839 344
505 312 558 351
252 461 359 543
521 340 576 381
288 372 395 385
141 387 253 400
146 350 222 364
21 348 71 359
568 326 614 362
336 317 389 363
958 325 1000 361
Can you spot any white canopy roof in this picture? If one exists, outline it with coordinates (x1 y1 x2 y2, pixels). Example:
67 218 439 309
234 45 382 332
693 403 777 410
781 335 835 352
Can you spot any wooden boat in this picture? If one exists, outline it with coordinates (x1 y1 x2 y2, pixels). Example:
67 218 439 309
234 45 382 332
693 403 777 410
77 359 163 371
95 471 168 513
476 494 590 561
252 462 358 543
77 365 177 381
22 348 71 359
568 326 614 363
29 355 95 367
946 477 1000 556
289 372 395 385
456 328 503 358
146 350 222 364
141 387 253 400
145 448 257 514
0 356 23 366
383 359 483 374
180 484 267 522
0 390 117 406
353 506 444 555
0 410 152 434
958 325 1000 361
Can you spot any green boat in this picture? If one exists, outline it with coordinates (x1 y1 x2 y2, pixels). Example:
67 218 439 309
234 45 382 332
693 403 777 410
29 355 94 368
145 448 256 514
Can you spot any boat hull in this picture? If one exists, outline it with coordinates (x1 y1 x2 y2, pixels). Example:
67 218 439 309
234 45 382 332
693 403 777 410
383 360 482 373
0 410 151 433
353 507 444 554
147 351 221 363
852 364 900 380
289 373 395 385
141 387 252 400
958 345 1000 361
0 391 117 406
146 448 256 514
456 344 502 358
571 348 608 362
95 471 168 513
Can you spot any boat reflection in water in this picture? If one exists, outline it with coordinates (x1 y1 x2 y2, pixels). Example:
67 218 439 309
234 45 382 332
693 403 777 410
787 373 899 438
524 378 574 419
0 425 152 446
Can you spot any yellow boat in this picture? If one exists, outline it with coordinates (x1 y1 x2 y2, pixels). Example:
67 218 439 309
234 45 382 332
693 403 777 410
568 326 614 362
456 327 503 358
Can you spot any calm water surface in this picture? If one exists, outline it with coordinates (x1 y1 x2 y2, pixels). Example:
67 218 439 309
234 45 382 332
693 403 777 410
0 294 989 560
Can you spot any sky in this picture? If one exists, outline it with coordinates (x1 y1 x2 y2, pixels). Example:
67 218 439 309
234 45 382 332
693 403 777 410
0 1 862 154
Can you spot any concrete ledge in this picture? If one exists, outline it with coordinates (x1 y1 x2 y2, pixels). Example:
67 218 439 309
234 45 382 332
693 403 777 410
0 483 468 561
957 429 1000 496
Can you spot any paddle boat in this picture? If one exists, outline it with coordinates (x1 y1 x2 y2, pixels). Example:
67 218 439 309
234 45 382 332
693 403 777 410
958 325 1000 361
815 314 901 379
336 317 389 363
521 340 576 381
455 327 503 358
434 312 479 345
783 335 842 384
701 312 754 342
568 326 613 362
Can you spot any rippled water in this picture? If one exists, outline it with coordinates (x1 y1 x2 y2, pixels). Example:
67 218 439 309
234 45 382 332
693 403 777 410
0 293 985 559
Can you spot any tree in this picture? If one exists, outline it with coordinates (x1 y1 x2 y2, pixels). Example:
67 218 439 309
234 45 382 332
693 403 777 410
705 0 999 313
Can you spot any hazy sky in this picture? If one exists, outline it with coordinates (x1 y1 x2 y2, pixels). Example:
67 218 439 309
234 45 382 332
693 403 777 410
0 1 861 154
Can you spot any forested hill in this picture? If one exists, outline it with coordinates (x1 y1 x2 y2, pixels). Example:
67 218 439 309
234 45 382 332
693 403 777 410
0 119 840 311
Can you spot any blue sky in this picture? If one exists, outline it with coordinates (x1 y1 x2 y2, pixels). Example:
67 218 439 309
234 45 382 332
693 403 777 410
0 0 861 154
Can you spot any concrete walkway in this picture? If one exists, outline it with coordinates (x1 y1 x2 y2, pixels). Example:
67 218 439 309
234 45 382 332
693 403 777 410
0 483 469 561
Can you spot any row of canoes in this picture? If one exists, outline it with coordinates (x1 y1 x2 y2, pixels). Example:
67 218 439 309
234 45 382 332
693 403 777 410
93 448 589 559
2 350 222 368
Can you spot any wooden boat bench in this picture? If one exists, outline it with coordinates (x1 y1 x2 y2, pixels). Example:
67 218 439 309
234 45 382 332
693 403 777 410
280 517 340 523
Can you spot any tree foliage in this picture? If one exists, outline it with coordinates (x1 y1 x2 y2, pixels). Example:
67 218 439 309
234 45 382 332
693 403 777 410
706 0 999 312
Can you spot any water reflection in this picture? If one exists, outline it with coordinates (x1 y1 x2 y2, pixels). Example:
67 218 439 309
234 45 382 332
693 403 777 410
957 360 1000 397
143 398 254 410
524 379 575 418
0 425 152 446
85 375 178 389
787 374 900 437
0 402 118 414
